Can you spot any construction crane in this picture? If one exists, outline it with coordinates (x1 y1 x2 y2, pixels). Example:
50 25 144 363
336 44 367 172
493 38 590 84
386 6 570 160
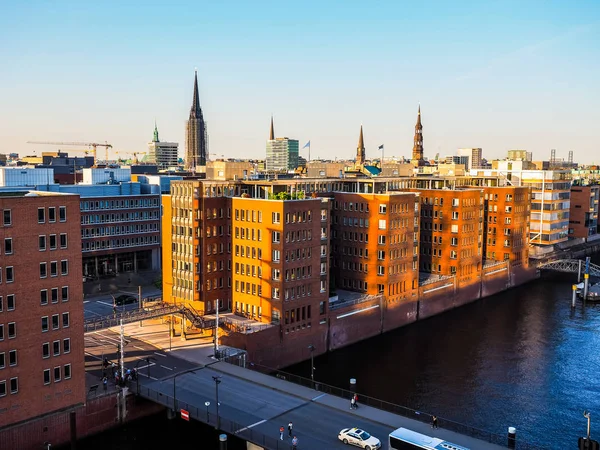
115 151 146 164
27 141 113 164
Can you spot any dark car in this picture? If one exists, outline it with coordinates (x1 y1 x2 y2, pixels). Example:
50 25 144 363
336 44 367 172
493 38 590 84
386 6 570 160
114 295 137 306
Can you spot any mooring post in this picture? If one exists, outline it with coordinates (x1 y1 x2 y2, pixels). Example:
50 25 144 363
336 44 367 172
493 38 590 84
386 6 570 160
583 273 590 300
578 260 583 283
572 284 577 308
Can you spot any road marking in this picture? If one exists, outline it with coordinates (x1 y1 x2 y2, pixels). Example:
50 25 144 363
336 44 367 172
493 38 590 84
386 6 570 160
97 301 114 307
154 352 167 358
311 393 327 401
83 300 90 303
160 365 173 371
137 372 158 380
85 352 103 361
134 346 145 351
136 363 156 370
235 419 266 434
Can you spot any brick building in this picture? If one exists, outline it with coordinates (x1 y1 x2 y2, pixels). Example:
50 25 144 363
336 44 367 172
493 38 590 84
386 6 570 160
569 184 599 238
0 192 84 428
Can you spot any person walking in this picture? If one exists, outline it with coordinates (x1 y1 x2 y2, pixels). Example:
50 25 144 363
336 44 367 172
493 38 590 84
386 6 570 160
431 415 438 429
279 426 284 440
353 393 359 408
102 376 108 392
350 396 356 410
288 421 293 438
292 436 299 449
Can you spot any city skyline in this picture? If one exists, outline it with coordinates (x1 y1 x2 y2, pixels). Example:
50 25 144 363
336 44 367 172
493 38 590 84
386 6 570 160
1 1 599 163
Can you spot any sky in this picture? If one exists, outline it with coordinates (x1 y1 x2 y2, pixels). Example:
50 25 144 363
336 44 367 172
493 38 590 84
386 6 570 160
1 0 599 164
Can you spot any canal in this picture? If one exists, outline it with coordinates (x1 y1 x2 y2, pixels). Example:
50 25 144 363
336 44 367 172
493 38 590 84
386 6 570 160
288 269 600 449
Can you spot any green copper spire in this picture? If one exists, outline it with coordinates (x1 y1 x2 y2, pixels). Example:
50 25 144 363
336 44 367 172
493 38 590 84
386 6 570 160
153 120 159 142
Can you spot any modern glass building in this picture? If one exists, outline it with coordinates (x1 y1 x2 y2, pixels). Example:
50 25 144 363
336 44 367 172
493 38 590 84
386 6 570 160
266 138 299 172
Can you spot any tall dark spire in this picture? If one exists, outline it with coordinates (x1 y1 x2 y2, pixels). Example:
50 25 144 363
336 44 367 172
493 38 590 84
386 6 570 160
356 124 365 165
269 115 275 140
411 105 424 165
152 120 159 143
185 70 208 169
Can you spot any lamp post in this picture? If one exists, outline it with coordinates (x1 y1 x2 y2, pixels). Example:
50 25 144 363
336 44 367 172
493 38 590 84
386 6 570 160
213 376 222 430
172 366 202 411
205 401 211 423
307 344 315 387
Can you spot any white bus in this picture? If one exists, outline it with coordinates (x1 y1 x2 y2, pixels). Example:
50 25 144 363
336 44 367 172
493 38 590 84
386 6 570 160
389 427 471 450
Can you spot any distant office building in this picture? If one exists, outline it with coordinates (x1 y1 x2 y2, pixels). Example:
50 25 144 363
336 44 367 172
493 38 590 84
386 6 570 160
147 123 179 169
265 117 299 171
444 155 470 167
185 70 208 170
457 148 482 170
507 150 532 162
569 184 599 238
0 192 84 427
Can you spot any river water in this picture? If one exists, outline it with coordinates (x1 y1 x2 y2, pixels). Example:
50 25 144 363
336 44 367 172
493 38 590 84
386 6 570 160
288 266 600 449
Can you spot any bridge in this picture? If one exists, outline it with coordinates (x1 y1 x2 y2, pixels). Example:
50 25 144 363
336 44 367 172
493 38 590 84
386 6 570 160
536 259 600 277
128 358 538 450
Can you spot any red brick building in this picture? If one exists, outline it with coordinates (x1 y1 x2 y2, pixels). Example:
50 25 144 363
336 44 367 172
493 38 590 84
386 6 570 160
569 184 599 239
0 192 84 428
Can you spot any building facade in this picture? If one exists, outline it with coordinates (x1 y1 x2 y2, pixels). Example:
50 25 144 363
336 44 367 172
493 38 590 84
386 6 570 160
266 138 299 172
147 124 179 169
457 148 483 170
569 184 599 238
0 192 84 427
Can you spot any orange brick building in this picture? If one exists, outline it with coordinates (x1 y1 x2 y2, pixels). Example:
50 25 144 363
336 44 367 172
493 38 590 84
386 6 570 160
330 192 420 302
0 192 84 428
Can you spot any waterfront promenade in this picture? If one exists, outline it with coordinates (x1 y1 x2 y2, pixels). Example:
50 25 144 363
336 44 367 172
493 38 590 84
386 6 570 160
106 321 529 450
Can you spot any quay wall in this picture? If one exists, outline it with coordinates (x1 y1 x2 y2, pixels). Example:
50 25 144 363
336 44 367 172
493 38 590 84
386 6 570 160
328 297 382 351
0 392 163 450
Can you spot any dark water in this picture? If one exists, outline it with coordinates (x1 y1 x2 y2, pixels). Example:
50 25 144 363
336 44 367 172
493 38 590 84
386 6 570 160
287 269 600 449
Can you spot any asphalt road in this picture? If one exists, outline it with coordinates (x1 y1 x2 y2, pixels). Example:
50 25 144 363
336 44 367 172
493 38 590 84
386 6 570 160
85 329 199 381
149 369 394 450
83 287 162 321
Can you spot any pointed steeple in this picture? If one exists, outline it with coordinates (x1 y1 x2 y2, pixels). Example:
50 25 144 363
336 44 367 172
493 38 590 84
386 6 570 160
356 124 365 165
190 69 202 119
185 69 208 169
152 120 159 143
411 105 424 165
269 115 275 140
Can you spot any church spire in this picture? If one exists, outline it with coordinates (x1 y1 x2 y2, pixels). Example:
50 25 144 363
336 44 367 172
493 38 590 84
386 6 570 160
190 69 202 119
152 120 159 143
269 115 275 140
185 69 208 169
356 124 365 165
411 105 424 165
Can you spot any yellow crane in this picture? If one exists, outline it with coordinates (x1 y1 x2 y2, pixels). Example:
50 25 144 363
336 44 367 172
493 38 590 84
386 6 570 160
27 141 113 164
115 151 146 164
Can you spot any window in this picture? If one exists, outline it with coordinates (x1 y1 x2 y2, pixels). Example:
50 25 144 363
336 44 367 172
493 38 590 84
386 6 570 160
62 312 69 328
50 261 58 277
272 231 280 243
64 364 71 380
6 267 13 283
48 207 56 222
10 377 17 394
451 224 459 233
42 316 49 332
59 234 67 248
38 207 45 223
379 204 387 214
3 210 11 226
272 212 280 224
52 314 59 330
53 340 60 356
7 295 14 311
51 288 58 304
54 366 61 382
378 219 387 230
272 287 280 299
59 206 66 222
44 369 51 385
9 350 16 366
4 238 12 255
49 235 57 250
272 250 280 262
0 381 5 397
61 260 68 275
61 286 69 302
39 235 46 251
40 290 48 305
40 262 47 278
452 211 459 220
0 353 4 369
0 324 3 340
452 198 459 207
378 235 386 245
377 266 385 275
8 322 15 339
377 250 385 260
63 338 70 354
43 342 50 358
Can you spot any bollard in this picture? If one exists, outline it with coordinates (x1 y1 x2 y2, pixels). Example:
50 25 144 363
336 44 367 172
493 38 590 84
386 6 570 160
350 378 357 394
508 426 516 449
584 274 590 300
573 284 578 308
219 433 227 450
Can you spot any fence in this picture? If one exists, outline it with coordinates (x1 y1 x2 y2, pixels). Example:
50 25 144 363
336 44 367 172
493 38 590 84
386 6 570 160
220 358 545 450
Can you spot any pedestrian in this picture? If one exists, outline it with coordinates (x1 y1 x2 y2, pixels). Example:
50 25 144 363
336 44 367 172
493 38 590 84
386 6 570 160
288 421 293 437
432 415 438 429
292 436 298 449
279 425 284 440
353 393 359 408
102 376 108 391
350 396 356 410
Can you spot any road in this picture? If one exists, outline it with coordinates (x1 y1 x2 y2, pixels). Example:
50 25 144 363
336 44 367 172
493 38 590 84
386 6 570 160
83 287 162 321
150 369 394 450
85 329 198 381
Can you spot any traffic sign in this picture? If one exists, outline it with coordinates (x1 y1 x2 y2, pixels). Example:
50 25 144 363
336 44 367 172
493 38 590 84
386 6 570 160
180 409 189 421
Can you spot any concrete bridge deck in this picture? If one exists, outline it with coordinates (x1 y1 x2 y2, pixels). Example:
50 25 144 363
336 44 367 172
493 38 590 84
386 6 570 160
113 321 542 450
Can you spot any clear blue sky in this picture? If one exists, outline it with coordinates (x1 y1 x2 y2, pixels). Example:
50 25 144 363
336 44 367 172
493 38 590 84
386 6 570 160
1 1 599 163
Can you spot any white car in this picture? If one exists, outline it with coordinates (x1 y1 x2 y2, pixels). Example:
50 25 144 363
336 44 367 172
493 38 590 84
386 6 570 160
338 427 381 449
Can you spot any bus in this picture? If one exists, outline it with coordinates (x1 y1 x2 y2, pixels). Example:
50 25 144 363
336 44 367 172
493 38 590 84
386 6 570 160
389 428 471 450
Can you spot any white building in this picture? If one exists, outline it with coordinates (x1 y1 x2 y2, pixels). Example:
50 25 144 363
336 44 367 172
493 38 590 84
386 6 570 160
148 124 179 169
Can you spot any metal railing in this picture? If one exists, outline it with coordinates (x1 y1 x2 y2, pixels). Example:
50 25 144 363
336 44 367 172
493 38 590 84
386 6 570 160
220 358 545 450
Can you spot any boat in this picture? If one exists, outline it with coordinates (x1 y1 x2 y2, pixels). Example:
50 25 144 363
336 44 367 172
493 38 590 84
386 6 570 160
577 282 600 302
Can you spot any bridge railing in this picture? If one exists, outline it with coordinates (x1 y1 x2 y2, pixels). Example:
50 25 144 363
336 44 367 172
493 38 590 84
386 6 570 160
221 359 545 450
134 382 291 450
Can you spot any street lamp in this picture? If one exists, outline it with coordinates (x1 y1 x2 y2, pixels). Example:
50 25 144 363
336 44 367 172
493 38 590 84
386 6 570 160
173 366 202 411
205 401 211 423
213 376 222 430
307 344 315 387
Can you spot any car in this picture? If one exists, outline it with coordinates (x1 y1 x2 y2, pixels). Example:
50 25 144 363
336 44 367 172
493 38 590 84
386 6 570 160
114 294 137 306
338 427 381 449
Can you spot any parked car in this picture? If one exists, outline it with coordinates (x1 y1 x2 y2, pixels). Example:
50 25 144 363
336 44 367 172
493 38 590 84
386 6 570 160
338 427 381 449
114 294 137 306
